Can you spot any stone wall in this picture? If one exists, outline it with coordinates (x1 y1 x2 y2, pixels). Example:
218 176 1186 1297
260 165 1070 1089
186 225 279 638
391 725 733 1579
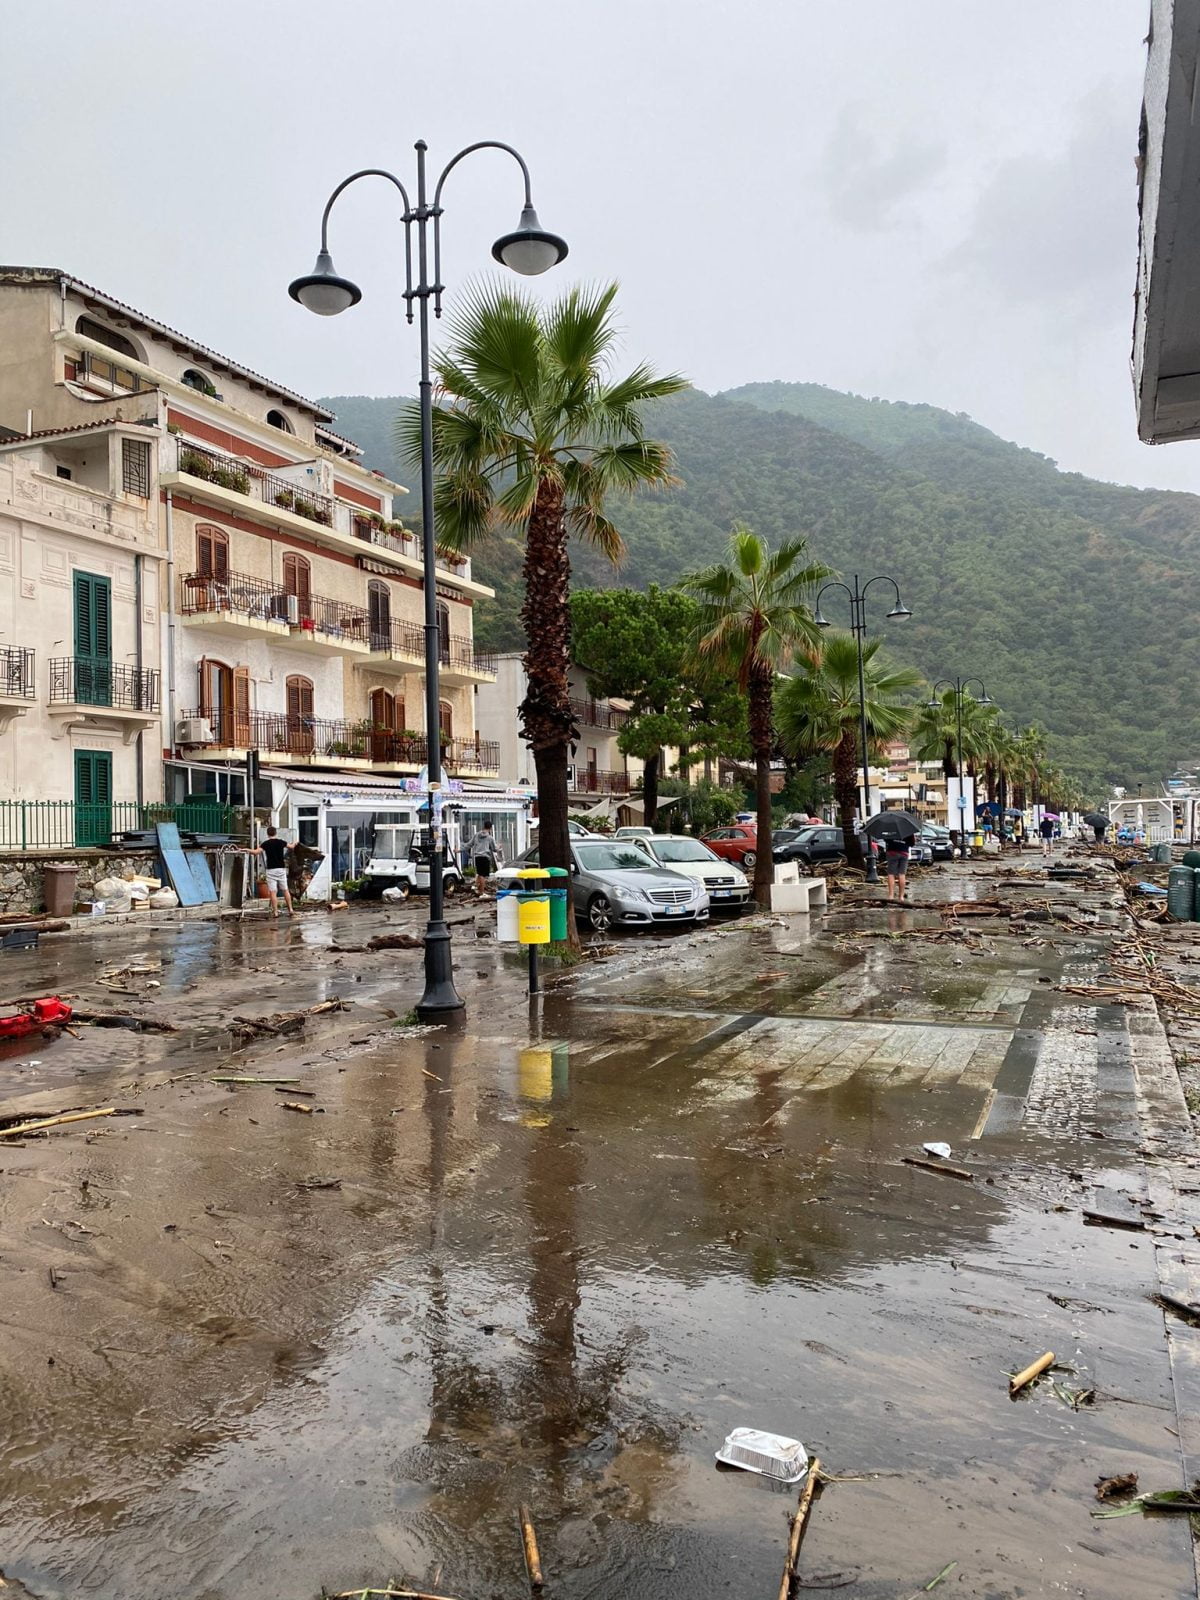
0 852 160 916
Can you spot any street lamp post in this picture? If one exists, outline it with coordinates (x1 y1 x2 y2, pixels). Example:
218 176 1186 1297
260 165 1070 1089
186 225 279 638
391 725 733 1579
928 677 993 859
289 141 568 1020
814 574 911 885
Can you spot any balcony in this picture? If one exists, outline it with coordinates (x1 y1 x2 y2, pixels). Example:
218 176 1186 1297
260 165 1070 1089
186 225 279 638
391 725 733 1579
359 620 497 683
179 571 372 659
0 646 35 731
177 710 498 778
163 437 487 595
48 658 161 744
570 696 629 731
572 767 631 795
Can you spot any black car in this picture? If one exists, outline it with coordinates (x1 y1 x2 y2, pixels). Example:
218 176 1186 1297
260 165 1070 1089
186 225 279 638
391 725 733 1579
921 826 955 861
771 826 847 868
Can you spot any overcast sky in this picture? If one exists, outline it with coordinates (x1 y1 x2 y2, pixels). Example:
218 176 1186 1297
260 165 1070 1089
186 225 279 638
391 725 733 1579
6 1 1184 490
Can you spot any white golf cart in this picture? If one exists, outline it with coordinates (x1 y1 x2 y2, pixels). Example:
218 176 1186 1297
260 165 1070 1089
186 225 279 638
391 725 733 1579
360 822 466 899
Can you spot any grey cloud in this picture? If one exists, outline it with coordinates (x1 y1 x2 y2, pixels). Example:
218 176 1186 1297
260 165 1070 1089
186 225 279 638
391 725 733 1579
822 108 948 231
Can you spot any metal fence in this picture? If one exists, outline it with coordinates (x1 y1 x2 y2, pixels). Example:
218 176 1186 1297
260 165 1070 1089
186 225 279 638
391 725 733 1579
0 799 237 852
49 657 161 710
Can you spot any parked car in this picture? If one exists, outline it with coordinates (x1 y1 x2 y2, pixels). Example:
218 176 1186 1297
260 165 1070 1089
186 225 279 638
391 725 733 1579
614 826 654 840
771 825 847 869
921 825 954 861
630 834 752 910
906 835 934 866
703 823 759 867
498 840 709 931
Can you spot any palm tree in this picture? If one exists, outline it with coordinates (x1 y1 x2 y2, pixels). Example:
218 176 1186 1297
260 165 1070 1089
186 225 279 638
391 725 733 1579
776 633 921 867
398 281 686 887
683 526 831 902
912 690 993 780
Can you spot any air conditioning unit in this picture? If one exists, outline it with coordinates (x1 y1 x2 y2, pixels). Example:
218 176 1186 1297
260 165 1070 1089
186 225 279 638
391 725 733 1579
286 594 301 625
176 717 213 745
565 764 576 788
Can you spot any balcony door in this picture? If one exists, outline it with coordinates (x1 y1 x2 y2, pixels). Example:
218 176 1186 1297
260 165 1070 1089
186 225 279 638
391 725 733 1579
436 602 451 664
369 687 406 762
73 571 111 706
282 553 311 622
199 658 249 747
368 581 391 650
74 750 112 847
286 674 315 755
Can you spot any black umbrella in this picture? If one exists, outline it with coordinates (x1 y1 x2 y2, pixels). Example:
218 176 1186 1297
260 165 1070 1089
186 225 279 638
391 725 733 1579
862 810 921 843
1082 812 1109 828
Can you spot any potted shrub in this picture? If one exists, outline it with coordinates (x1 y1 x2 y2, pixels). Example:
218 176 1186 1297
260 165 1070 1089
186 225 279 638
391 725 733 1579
275 488 295 511
179 449 215 480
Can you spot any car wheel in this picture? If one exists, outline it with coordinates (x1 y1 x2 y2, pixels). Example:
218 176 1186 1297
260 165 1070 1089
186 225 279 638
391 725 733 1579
443 876 459 897
742 850 757 867
587 893 613 931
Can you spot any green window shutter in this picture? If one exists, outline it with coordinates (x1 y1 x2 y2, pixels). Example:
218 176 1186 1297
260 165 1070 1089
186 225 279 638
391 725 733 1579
94 580 111 660
73 573 112 661
74 751 113 847
74 572 92 657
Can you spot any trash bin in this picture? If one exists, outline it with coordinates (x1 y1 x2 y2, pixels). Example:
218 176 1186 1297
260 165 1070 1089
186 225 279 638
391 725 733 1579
516 868 551 945
42 863 78 917
496 885 520 943
1152 842 1173 864
546 866 570 942
1168 866 1195 921
1192 868 1200 924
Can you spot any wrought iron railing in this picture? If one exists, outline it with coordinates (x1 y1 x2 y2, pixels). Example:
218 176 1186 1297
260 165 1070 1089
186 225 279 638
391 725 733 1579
573 767 631 795
367 618 426 658
177 708 498 773
174 438 338 526
0 798 236 853
441 634 497 676
179 571 372 642
444 736 500 772
49 658 160 710
0 646 35 699
569 696 628 730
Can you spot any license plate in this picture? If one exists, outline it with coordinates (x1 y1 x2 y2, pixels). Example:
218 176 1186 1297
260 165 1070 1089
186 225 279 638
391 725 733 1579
666 906 686 915
713 890 731 898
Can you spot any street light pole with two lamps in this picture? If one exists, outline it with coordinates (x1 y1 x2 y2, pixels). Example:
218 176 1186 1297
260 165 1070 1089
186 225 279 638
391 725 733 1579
289 140 568 1020
813 574 911 885
927 676 993 859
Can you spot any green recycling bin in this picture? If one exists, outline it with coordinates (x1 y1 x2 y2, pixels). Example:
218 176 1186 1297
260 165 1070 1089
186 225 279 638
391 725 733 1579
1168 865 1195 921
1193 868 1200 923
546 866 570 942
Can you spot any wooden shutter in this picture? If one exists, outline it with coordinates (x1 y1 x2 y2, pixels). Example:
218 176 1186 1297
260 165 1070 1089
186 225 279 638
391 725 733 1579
232 665 251 748
368 581 390 645
437 603 450 660
197 526 229 580
369 688 393 762
74 750 112 846
73 572 112 705
198 657 212 718
74 572 92 657
283 554 311 619
439 701 453 740
286 675 314 755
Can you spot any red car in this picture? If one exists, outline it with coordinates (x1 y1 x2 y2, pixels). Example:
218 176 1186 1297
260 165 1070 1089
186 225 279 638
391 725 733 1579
702 823 759 867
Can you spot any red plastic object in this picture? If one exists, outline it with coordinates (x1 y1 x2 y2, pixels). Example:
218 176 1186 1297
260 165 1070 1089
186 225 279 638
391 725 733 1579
0 996 72 1039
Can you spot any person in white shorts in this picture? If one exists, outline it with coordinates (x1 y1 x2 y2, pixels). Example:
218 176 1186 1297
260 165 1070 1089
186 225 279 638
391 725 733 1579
255 826 294 917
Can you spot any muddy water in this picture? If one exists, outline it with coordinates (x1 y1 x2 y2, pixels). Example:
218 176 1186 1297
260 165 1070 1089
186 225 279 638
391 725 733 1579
0 884 1193 1598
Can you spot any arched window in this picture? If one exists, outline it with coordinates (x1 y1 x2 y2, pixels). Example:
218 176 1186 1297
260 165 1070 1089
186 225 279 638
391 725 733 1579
196 524 229 580
75 316 140 361
266 408 294 433
368 580 391 648
281 553 311 620
181 368 217 397
285 674 315 755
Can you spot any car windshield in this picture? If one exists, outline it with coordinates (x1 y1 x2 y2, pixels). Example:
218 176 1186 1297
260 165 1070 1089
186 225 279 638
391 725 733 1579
372 827 415 857
652 839 716 863
576 842 660 872
777 827 819 841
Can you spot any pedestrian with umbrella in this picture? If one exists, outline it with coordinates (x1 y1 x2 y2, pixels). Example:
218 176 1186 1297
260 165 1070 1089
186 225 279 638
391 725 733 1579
1083 811 1109 845
1038 812 1056 857
863 808 921 902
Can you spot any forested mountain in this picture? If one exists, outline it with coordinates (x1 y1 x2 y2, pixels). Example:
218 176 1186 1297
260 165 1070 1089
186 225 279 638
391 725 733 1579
321 386 1200 792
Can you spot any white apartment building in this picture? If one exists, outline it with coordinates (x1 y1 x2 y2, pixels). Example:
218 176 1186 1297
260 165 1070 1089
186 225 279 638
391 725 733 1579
0 421 163 844
0 266 500 849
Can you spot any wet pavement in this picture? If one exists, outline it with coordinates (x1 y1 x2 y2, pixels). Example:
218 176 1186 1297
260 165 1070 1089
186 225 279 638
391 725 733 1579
0 855 1198 1598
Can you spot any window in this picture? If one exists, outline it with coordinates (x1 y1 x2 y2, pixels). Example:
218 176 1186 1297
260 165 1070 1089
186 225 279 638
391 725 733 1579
74 750 113 847
282 553 311 619
439 700 453 741
196 525 229 579
369 687 406 762
368 580 391 647
121 437 151 497
73 571 112 704
181 368 218 397
296 808 319 848
266 409 294 433
198 658 249 747
75 316 139 361
436 601 451 660
285 674 315 755
56 465 71 481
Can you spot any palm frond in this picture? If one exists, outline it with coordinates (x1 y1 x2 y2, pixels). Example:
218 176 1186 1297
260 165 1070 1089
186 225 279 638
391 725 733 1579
542 282 621 381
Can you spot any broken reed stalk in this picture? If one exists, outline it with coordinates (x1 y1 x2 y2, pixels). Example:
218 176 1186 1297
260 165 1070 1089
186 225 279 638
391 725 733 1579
1009 1350 1055 1397
901 1156 974 1182
519 1502 544 1590
778 1457 822 1600
0 1106 118 1139
330 1589 464 1600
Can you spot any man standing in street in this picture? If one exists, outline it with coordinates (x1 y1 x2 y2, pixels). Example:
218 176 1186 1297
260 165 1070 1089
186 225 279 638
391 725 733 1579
256 825 294 917
1039 814 1055 857
467 821 502 898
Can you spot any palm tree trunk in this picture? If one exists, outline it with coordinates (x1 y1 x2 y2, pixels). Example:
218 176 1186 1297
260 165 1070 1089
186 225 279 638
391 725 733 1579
519 481 577 940
642 750 660 830
833 730 864 867
748 668 775 903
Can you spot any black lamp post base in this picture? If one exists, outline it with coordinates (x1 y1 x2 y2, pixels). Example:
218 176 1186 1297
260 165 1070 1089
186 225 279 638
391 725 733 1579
865 859 879 885
416 919 465 1018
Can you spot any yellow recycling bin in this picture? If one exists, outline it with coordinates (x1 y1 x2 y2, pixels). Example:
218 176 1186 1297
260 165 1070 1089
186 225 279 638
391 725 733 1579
516 867 551 945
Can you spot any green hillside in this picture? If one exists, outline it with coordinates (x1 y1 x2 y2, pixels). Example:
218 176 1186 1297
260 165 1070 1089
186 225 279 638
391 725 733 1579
320 387 1200 793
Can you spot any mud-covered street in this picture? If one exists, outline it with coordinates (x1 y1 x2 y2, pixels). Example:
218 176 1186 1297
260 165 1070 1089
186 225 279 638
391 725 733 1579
2 852 1199 1599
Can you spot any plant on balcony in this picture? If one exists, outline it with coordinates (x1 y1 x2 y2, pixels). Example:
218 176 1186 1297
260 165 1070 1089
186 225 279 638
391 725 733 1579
166 422 182 436
179 449 216 481
212 464 251 495
328 740 358 757
274 488 295 510
398 281 685 922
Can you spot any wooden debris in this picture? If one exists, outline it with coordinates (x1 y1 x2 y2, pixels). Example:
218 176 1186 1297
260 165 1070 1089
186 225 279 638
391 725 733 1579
296 1176 342 1191
519 1502 544 1590
1095 1472 1138 1502
330 1589 465 1600
901 1156 974 1182
366 932 423 951
230 998 348 1046
209 1075 300 1086
778 1456 822 1600
1009 1350 1055 1396
1153 1291 1200 1324
274 1085 315 1097
1082 1209 1145 1232
0 1106 122 1139
279 1100 314 1115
